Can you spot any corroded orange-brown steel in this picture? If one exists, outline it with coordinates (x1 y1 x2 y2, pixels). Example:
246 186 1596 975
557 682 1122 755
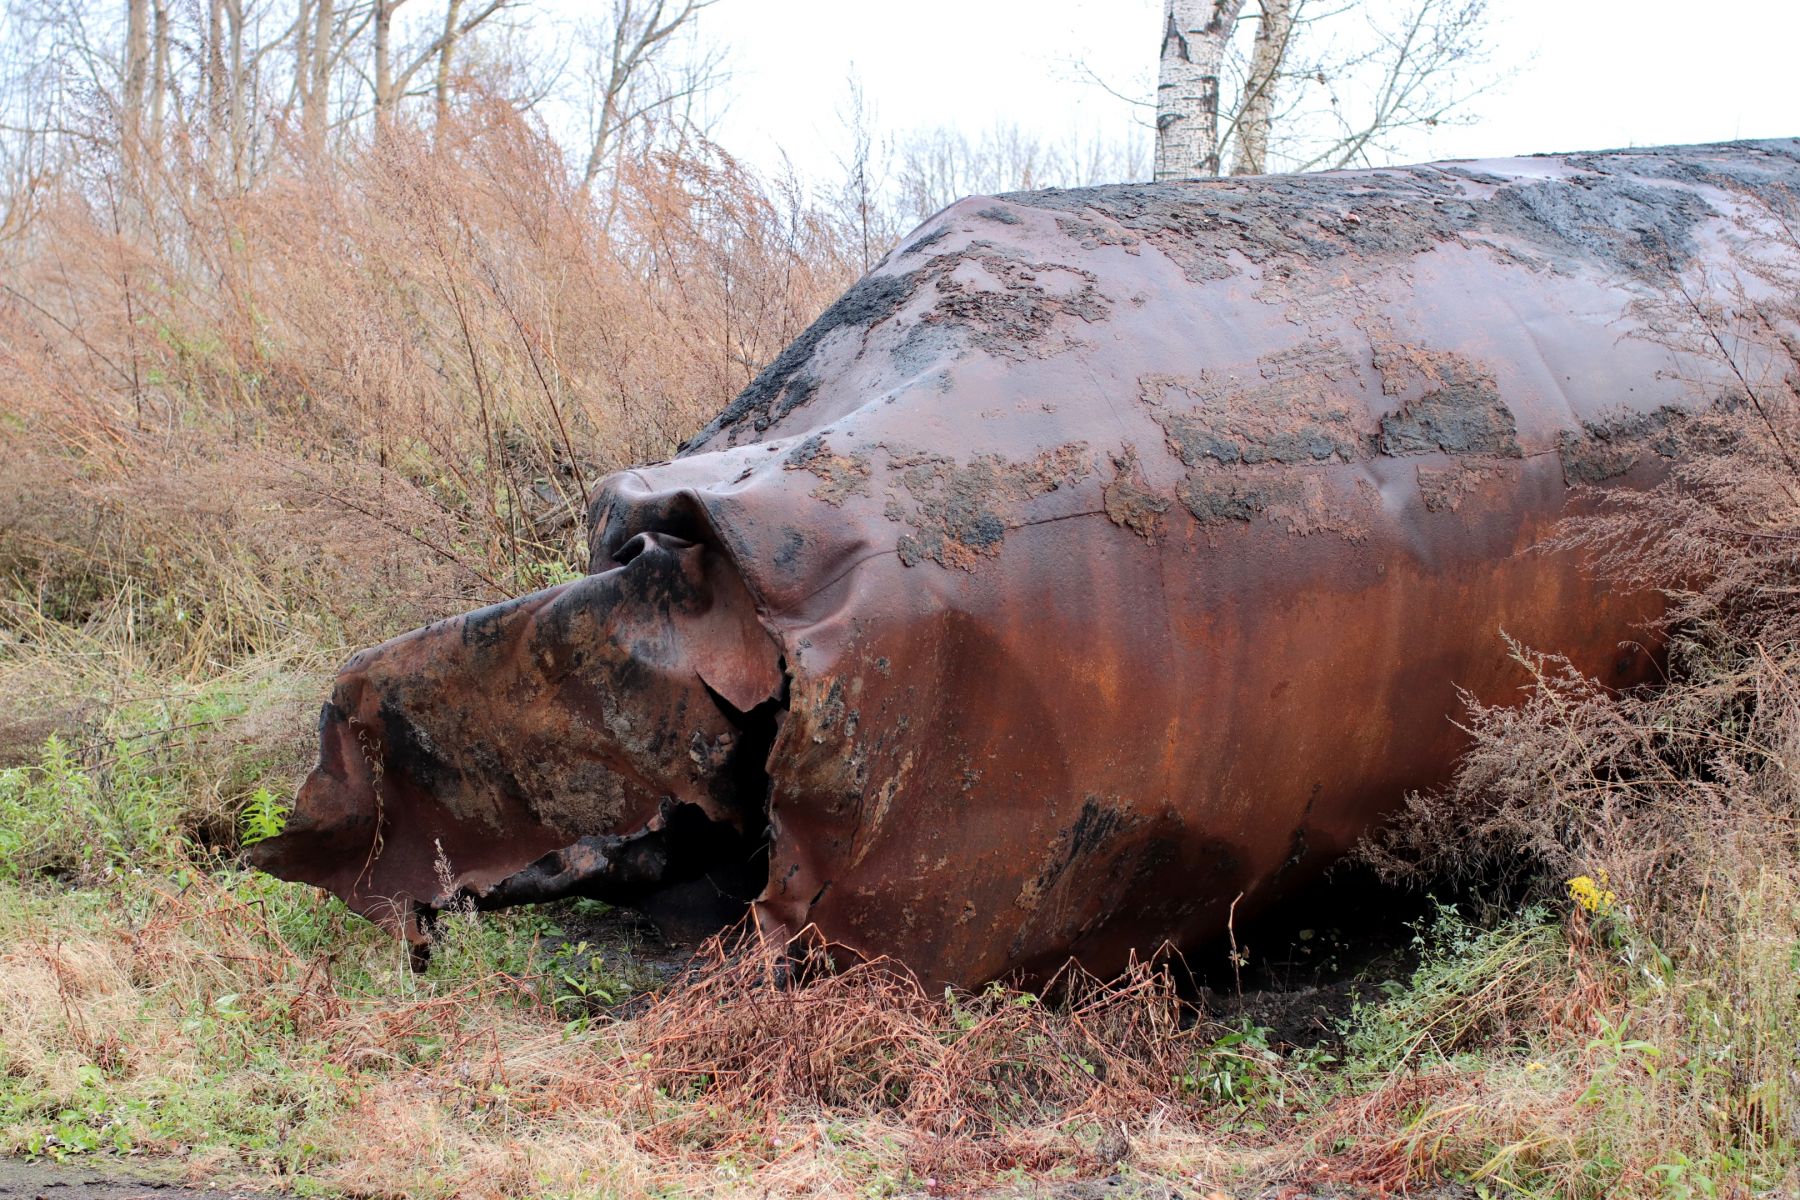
255 140 1800 986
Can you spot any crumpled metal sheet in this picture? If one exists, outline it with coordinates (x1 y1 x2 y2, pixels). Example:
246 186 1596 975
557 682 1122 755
255 139 1800 986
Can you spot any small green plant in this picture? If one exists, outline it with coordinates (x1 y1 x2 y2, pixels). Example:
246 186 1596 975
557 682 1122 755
1342 900 1562 1076
239 786 290 845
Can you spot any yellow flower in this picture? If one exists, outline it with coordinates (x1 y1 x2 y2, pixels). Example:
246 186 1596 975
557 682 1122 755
1567 872 1618 915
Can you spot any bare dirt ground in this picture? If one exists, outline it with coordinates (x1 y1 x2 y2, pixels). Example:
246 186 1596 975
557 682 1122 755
0 1158 1480 1200
0 1159 277 1200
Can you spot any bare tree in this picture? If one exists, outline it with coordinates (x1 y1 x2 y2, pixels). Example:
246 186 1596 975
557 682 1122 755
432 0 461 116
1286 0 1497 172
575 0 724 188
148 0 169 146
206 0 227 137
367 0 514 122
833 71 890 270
1115 0 1497 181
892 123 1145 222
1153 0 1245 181
372 0 399 117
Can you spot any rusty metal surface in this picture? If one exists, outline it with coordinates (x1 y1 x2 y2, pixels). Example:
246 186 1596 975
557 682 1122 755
255 139 1800 986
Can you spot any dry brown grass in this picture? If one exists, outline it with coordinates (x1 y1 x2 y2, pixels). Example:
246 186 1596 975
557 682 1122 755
1 99 858 679
0 868 1298 1198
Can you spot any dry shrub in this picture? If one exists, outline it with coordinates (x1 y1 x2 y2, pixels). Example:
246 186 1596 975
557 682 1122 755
599 929 1220 1176
0 97 859 675
1366 187 1800 1194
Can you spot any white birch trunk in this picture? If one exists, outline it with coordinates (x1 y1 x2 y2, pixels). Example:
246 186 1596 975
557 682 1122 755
1154 0 1246 181
1230 0 1293 176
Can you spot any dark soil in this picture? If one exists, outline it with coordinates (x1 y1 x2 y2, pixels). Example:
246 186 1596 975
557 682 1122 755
1184 865 1439 1048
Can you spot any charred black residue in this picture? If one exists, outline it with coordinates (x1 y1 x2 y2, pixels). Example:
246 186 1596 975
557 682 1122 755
459 594 536 649
773 526 806 572
1489 174 1713 275
612 536 699 616
1372 342 1521 458
1002 170 1482 283
1379 389 1521 457
1177 470 1292 525
1415 457 1514 513
1176 467 1374 539
1143 343 1366 468
913 242 1111 358
1103 445 1169 539
772 374 820 422
691 270 921 444
1558 404 1687 483
975 205 1023 225
1019 796 1126 909
783 435 873 505
1056 215 1143 253
901 224 953 256
376 698 449 792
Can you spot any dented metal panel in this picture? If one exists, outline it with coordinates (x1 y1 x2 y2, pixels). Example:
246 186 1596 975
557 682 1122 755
254 139 1800 986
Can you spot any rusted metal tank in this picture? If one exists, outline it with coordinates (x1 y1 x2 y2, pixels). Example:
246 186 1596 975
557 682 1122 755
254 139 1800 987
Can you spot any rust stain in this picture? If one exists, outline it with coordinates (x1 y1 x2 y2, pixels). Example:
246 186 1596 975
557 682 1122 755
885 443 1090 569
1102 445 1169 539
784 435 872 505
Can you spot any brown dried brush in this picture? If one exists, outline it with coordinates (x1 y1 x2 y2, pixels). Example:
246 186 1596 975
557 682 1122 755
577 926 1219 1169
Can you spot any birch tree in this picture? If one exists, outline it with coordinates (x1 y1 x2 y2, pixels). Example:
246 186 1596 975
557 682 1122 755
1228 0 1290 176
1123 0 1496 182
1153 0 1245 181
368 0 515 123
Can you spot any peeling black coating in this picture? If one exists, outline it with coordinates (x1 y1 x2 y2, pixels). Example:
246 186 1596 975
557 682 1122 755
1177 472 1290 524
1379 388 1522 457
1558 404 1688 483
690 271 920 444
1489 176 1713 275
901 225 953 255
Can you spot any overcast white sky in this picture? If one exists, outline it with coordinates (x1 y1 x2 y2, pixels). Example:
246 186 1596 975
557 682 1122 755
618 0 1800 186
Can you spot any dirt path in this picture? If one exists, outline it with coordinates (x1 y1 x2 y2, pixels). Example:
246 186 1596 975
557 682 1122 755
0 1159 276 1200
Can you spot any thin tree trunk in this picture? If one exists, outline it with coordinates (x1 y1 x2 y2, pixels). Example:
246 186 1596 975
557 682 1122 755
435 0 464 119
1154 0 1246 181
123 0 150 151
306 0 334 153
293 0 312 126
206 0 226 140
374 0 395 120
227 0 245 185
1231 0 1293 176
149 0 169 150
